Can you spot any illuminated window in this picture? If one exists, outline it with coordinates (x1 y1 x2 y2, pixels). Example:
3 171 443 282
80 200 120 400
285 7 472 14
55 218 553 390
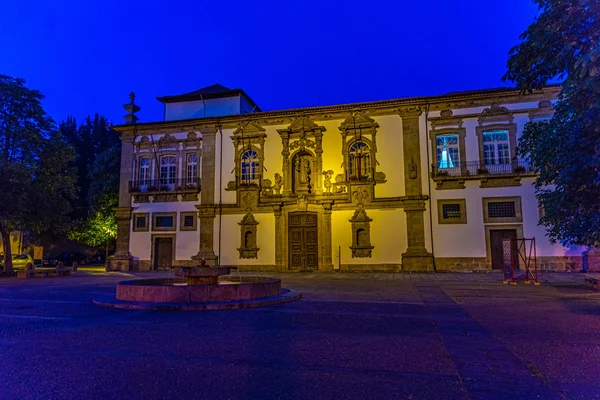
160 155 176 186
436 134 459 168
348 141 371 179
483 130 510 165
241 149 259 184
186 154 198 185
138 157 150 185
437 199 467 224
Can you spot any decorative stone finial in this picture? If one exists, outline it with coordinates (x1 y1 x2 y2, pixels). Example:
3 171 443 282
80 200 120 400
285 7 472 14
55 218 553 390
123 92 141 125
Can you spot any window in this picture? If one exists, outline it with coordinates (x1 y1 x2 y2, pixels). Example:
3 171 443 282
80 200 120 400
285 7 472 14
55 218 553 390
152 212 176 231
240 149 259 184
160 155 177 186
488 202 516 218
348 141 371 179
436 134 459 168
186 154 198 185
180 212 197 231
482 130 510 166
437 199 467 224
138 157 150 185
133 213 149 232
482 197 522 223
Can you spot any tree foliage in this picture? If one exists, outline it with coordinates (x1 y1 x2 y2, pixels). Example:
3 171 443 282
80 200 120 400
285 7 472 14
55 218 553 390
503 0 600 246
68 145 120 247
0 74 77 272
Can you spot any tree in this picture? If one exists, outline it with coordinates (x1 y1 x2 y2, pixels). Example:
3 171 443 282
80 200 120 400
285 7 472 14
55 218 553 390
68 145 120 248
503 0 600 246
0 74 77 272
60 115 119 221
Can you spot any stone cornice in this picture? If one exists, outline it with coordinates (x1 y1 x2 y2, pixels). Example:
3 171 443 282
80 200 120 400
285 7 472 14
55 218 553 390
112 86 561 135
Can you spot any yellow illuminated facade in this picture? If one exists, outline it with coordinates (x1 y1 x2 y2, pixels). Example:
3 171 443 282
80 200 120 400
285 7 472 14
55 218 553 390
109 85 584 273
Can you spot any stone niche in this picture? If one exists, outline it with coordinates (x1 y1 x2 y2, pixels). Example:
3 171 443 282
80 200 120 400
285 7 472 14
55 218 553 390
349 207 374 258
238 212 259 259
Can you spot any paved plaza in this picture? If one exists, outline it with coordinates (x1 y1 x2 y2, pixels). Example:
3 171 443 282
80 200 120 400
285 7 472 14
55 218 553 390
1 270 600 399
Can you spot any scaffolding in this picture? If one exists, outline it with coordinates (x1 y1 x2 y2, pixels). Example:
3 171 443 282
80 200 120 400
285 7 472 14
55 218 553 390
502 237 539 285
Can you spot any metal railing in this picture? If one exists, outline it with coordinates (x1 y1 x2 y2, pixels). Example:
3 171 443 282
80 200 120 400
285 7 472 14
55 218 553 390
431 160 535 178
129 177 201 193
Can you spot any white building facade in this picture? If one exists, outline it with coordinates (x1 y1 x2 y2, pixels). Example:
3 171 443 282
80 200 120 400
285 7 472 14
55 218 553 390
109 84 583 273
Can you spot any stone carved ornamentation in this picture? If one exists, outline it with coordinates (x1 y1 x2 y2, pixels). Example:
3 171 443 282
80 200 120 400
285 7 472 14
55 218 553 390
297 194 309 212
238 212 259 259
323 170 334 194
408 157 418 180
240 191 258 211
333 174 348 193
273 173 283 194
352 185 370 206
349 207 374 258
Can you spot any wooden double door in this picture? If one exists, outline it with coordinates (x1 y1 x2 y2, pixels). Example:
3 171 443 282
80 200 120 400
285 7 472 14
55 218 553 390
289 212 318 271
153 237 173 270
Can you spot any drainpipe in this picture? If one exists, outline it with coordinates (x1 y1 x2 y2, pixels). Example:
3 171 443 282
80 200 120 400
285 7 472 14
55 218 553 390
217 121 223 266
424 104 437 271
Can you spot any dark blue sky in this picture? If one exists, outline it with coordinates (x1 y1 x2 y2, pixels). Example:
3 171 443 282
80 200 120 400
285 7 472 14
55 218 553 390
0 0 538 125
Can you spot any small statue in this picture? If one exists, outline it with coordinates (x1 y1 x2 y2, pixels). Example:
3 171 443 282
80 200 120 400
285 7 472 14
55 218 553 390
323 170 334 194
273 173 283 194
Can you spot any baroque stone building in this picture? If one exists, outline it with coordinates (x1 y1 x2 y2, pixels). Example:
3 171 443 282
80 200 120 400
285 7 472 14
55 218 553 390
108 84 584 273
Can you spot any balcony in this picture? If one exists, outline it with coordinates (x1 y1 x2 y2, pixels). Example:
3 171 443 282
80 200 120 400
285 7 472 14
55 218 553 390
431 160 536 189
129 178 201 194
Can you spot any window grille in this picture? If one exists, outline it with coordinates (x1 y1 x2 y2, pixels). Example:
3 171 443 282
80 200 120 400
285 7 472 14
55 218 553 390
488 201 516 218
442 203 462 219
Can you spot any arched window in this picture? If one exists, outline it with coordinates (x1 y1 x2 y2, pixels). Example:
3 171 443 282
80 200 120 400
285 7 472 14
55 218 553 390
138 157 150 186
241 149 259 184
186 154 198 185
160 155 177 186
348 141 371 180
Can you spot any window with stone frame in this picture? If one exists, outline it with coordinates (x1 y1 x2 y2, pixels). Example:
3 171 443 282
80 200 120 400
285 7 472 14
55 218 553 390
436 134 460 169
482 197 522 223
138 157 150 186
159 155 177 188
180 211 197 231
132 213 149 232
437 199 467 224
348 140 372 180
240 149 260 185
152 212 177 231
482 130 511 166
186 153 198 186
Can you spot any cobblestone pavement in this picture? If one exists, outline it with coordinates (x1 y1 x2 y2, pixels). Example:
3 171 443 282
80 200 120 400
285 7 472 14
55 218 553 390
1 270 600 399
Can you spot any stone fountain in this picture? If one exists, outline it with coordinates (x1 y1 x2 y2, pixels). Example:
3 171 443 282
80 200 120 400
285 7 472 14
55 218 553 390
93 262 300 311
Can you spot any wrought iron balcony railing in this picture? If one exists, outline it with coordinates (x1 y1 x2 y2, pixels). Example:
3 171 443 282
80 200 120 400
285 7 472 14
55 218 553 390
431 160 536 179
129 177 201 193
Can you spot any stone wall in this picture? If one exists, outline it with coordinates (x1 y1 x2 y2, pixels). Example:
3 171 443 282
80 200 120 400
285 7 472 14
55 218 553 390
538 256 582 272
434 258 489 273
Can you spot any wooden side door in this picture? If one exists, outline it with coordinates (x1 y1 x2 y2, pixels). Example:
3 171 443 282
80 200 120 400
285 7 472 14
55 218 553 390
154 238 173 270
490 229 518 270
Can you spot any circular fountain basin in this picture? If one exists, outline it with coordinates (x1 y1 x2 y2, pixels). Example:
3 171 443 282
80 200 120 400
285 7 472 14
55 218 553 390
93 276 301 311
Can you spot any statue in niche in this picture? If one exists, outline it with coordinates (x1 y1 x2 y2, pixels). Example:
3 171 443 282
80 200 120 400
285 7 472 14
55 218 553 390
273 173 283 194
323 170 334 194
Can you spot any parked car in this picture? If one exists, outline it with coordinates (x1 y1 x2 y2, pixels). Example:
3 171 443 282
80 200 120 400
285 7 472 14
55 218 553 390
88 251 110 264
49 252 88 267
0 254 34 269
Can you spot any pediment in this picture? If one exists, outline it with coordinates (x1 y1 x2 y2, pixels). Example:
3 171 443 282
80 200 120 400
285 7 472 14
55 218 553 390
286 116 323 134
233 121 266 138
339 111 379 131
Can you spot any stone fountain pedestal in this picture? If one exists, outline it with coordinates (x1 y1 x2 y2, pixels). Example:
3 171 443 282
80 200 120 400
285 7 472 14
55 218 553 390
93 264 301 311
